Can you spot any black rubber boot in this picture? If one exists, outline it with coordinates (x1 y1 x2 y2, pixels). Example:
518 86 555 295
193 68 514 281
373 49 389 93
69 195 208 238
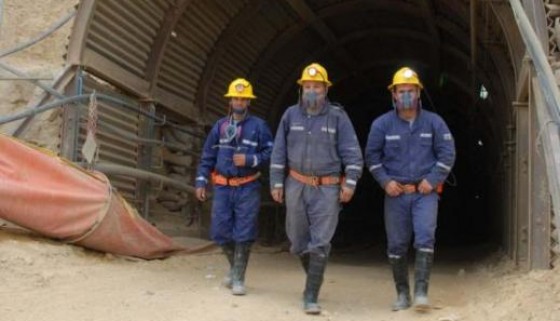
231 242 252 295
413 249 434 312
299 253 310 274
389 256 411 311
303 252 327 315
221 243 235 288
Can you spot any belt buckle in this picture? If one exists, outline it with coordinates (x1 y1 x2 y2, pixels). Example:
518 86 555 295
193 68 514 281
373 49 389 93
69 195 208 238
310 175 319 187
229 178 240 187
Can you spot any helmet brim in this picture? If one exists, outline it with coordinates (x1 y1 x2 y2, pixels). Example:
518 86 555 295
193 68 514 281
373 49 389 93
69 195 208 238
297 79 333 87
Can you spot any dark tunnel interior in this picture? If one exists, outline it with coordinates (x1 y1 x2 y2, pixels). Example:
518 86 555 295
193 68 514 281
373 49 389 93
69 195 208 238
217 1 513 255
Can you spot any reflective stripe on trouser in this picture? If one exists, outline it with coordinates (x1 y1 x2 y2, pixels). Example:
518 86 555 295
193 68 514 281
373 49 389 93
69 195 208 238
285 176 341 256
384 192 438 257
210 181 261 245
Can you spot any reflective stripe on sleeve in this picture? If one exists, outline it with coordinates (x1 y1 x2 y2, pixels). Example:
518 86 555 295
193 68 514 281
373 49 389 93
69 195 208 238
345 165 362 171
436 162 452 172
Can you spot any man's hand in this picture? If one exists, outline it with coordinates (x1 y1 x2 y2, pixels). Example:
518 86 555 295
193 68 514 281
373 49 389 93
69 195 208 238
339 185 355 203
195 187 207 202
417 179 433 194
271 188 284 204
233 153 246 167
384 180 403 197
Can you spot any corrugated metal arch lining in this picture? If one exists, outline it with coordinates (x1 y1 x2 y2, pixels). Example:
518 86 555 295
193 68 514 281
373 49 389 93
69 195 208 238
198 0 440 113
194 0 512 117
195 0 263 116
245 1 510 127
145 0 193 94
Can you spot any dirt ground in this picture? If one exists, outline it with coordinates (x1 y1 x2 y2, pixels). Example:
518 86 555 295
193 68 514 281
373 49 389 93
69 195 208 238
1 2 559 321
0 228 558 321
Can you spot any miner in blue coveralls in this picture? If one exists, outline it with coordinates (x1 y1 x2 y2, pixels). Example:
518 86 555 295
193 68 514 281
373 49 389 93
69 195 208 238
195 78 273 296
365 67 456 312
269 63 363 315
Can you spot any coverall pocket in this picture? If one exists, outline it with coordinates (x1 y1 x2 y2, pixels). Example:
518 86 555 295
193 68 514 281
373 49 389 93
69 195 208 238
420 138 433 147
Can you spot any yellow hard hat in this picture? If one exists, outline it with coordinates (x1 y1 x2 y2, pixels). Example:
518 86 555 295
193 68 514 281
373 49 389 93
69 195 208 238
224 78 257 99
388 67 423 90
297 63 332 87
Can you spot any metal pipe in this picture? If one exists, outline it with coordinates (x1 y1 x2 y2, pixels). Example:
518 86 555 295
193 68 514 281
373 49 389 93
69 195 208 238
0 61 64 98
0 94 201 156
94 162 196 194
0 94 90 125
0 60 203 139
0 10 76 58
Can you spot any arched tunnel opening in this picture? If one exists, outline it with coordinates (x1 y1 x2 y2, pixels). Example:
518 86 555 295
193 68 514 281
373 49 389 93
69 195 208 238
65 0 526 263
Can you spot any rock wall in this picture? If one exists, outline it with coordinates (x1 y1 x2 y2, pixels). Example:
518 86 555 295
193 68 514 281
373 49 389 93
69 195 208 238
0 0 77 150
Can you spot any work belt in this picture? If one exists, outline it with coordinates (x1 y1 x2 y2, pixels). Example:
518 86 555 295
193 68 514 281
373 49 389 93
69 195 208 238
211 171 260 187
289 170 342 187
401 184 418 194
400 183 443 194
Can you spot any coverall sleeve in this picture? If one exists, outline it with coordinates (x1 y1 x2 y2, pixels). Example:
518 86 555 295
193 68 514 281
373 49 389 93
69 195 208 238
195 122 220 188
365 119 392 188
269 111 289 190
244 121 274 168
425 116 456 187
336 112 364 189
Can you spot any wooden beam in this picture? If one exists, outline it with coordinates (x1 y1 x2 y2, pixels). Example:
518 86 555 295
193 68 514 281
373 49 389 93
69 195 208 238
516 56 530 102
514 101 530 269
67 0 96 65
82 50 151 95
528 84 552 269
152 87 200 123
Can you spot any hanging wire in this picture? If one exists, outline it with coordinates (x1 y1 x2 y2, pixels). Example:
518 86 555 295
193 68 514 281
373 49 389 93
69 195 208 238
0 9 76 59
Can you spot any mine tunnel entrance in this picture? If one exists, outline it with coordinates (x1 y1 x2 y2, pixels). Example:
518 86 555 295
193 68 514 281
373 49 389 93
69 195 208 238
67 0 521 261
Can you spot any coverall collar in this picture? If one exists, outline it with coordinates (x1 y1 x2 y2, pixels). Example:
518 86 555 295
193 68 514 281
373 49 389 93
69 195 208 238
298 100 329 116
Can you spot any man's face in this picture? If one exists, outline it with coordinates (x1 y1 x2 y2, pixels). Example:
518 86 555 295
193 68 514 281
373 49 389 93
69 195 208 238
301 81 327 95
230 97 250 116
392 84 419 103
231 97 250 109
301 81 327 111
393 84 420 110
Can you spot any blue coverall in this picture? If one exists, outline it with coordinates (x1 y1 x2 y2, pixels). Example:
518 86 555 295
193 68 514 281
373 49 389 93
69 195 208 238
196 115 273 245
270 103 363 256
365 108 455 257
